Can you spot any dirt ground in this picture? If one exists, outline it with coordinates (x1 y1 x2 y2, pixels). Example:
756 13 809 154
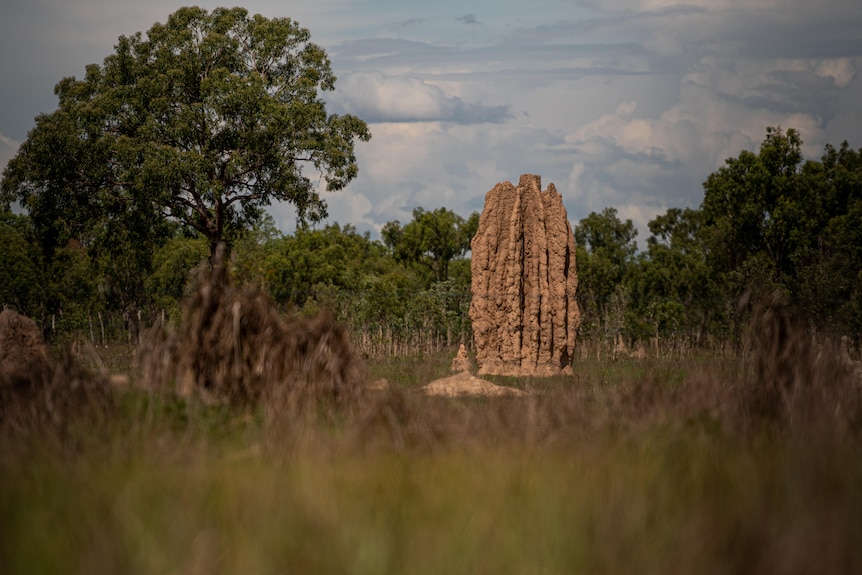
419 371 528 397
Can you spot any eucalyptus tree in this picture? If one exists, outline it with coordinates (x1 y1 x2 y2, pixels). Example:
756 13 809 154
1 6 371 258
629 208 723 345
701 127 807 299
807 141 862 334
574 208 638 336
0 210 41 316
701 127 862 336
382 207 479 284
264 223 384 309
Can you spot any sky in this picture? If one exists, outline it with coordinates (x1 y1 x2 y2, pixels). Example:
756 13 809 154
2 0 861 246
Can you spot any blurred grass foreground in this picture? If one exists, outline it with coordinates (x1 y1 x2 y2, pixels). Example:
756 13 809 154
2 264 862 574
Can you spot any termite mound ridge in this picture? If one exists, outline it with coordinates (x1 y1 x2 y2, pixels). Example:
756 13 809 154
470 174 580 377
0 309 113 431
138 245 364 410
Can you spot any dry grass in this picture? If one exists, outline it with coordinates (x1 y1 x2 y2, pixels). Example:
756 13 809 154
0 345 114 437
2 288 862 573
138 245 364 412
739 290 862 435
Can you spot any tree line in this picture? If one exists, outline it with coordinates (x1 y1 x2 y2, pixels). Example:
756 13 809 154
577 127 862 356
0 203 479 354
0 8 860 357
3 127 861 357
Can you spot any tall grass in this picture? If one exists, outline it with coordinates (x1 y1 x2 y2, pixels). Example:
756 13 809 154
6 426 861 574
2 288 861 574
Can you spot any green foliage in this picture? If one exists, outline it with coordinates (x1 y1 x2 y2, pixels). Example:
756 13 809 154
0 6 371 342
43 244 102 340
0 210 42 315
1 6 370 258
702 127 862 335
405 278 471 338
264 223 387 310
628 208 725 345
349 269 422 329
4 113 860 347
254 215 473 351
383 207 479 284
796 141 862 333
145 235 209 321
701 127 806 297
230 213 282 286
574 207 638 342
0 208 130 341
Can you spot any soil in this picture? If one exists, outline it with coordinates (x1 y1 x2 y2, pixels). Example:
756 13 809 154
469 174 580 377
420 371 528 397
0 309 49 386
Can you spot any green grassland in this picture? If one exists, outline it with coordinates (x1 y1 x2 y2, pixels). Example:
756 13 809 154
3 345 862 575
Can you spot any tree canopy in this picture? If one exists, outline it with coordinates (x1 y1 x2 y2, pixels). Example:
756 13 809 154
1 6 370 257
629 207 721 345
381 207 479 284
701 127 862 334
573 207 638 335
3 115 860 350
0 209 41 314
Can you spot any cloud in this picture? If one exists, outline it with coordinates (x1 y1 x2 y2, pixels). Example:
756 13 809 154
486 1 862 241
328 71 511 124
557 60 841 239
3 0 862 246
317 0 862 243
276 119 572 236
391 18 425 30
455 14 479 25
0 131 20 175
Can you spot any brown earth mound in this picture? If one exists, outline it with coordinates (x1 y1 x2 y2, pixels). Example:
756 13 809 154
0 309 113 430
420 371 528 397
449 343 473 373
138 245 364 409
470 174 580 376
0 309 50 387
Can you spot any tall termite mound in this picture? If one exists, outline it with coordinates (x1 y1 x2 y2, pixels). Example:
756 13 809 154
469 174 580 376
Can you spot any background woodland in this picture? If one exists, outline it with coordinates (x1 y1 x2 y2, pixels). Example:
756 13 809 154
3 128 861 359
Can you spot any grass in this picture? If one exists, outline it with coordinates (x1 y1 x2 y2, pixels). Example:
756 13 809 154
365 351 453 389
3 346 862 574
3 287 861 574
3 410 861 573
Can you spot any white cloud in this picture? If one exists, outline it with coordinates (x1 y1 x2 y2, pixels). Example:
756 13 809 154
581 0 783 13
322 191 376 231
4 0 862 244
559 45 853 237
299 119 574 234
0 132 20 175
329 71 510 124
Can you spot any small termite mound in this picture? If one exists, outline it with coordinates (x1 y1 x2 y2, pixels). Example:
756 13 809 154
0 309 113 431
138 245 364 410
